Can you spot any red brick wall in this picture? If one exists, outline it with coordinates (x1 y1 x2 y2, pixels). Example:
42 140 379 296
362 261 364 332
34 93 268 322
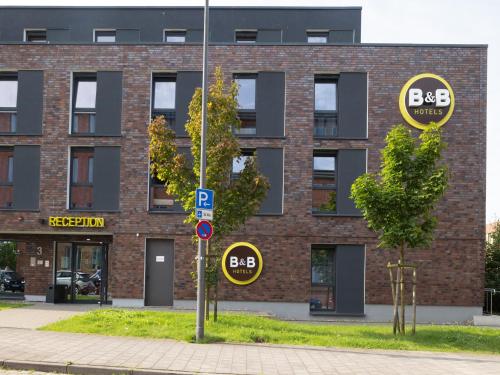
0 43 487 307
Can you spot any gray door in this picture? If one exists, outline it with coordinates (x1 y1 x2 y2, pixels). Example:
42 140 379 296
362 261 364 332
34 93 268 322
145 239 174 306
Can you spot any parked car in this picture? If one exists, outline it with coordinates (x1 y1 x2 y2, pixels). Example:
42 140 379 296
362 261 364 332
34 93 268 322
0 270 25 293
56 270 96 295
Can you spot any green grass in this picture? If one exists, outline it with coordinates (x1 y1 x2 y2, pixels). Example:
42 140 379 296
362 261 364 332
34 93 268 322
0 302 27 310
40 309 500 354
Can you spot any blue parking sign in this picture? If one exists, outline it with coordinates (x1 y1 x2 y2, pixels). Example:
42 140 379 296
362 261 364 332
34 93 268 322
195 188 214 210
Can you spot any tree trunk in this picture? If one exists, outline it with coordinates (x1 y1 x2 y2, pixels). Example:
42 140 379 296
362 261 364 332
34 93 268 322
412 267 417 335
205 285 210 321
399 244 406 335
388 264 400 334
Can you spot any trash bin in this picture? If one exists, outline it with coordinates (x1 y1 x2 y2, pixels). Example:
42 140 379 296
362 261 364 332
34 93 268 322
54 285 67 303
46 284 55 303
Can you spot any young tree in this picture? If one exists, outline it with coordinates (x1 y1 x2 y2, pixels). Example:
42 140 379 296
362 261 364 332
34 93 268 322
149 67 269 320
0 241 16 271
486 222 500 313
351 123 448 334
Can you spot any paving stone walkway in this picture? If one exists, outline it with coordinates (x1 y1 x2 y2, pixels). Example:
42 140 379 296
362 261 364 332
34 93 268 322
1 327 500 375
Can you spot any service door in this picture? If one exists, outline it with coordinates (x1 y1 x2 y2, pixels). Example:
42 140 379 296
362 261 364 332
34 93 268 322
145 239 174 306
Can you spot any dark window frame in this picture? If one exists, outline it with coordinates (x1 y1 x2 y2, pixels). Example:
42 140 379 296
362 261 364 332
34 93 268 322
0 73 18 135
312 150 337 214
235 30 258 43
314 75 338 138
71 74 97 135
94 30 116 43
69 147 94 210
24 29 47 43
164 30 187 43
231 149 255 179
151 74 176 129
233 73 257 136
310 245 337 312
307 31 329 44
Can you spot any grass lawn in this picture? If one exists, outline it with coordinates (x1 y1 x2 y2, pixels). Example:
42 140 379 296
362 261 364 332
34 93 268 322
0 302 27 310
41 309 500 354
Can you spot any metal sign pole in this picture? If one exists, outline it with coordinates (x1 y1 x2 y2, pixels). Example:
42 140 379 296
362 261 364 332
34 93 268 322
196 0 209 342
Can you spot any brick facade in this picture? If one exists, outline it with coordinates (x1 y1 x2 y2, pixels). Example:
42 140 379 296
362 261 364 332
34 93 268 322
0 43 487 308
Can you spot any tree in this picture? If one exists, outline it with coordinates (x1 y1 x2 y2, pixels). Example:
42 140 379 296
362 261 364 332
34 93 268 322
0 241 16 270
149 67 269 320
485 222 500 313
351 123 448 334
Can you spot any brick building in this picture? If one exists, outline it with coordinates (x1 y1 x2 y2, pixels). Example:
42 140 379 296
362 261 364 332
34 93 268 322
0 6 487 322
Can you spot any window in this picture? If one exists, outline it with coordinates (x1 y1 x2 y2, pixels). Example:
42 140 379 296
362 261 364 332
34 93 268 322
232 150 255 179
25 29 47 42
70 148 94 209
152 75 176 128
311 246 336 312
312 152 336 213
314 77 338 137
307 31 328 44
94 30 116 43
164 30 186 43
235 30 257 43
149 173 178 211
72 75 97 134
0 148 14 208
234 75 256 135
0 75 18 134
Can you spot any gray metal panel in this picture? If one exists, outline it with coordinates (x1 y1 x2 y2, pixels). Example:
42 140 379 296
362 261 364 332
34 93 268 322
329 30 355 44
257 148 283 215
145 239 174 306
257 29 282 43
16 70 44 135
337 149 365 216
256 72 285 137
47 28 70 42
13 145 40 210
175 71 202 136
338 72 367 138
0 8 361 43
116 29 140 42
93 146 120 211
95 71 123 136
336 245 365 314
186 29 203 42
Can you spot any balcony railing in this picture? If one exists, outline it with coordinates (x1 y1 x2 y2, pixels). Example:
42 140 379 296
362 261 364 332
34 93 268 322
314 112 338 138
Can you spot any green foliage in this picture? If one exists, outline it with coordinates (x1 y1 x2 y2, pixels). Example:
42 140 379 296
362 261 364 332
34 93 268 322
485 222 500 312
149 67 270 288
43 309 500 354
0 241 16 270
351 123 448 253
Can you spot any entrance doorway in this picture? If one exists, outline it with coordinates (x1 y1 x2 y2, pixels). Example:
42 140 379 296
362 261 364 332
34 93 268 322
54 242 109 304
145 239 174 306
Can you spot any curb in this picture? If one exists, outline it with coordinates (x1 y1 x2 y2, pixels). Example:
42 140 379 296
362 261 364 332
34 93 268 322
0 360 215 375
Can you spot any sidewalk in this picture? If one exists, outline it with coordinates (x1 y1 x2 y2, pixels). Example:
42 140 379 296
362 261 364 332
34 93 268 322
1 327 500 375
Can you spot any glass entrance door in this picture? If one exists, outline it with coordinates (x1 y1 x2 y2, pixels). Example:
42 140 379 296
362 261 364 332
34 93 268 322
54 242 108 304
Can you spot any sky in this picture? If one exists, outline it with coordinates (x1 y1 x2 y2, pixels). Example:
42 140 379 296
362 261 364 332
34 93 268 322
1 0 498 223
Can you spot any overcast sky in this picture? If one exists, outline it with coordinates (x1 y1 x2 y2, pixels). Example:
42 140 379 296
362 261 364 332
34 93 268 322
1 0 498 223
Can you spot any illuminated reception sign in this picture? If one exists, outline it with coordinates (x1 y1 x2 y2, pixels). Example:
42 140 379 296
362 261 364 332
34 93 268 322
48 216 105 228
222 242 263 285
399 73 455 130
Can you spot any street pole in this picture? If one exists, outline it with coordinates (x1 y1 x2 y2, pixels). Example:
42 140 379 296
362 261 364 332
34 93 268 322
196 0 209 342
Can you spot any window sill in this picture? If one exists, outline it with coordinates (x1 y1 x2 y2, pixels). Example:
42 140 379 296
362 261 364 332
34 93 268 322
310 311 365 317
235 135 286 139
313 136 368 140
0 208 40 212
312 212 362 217
69 133 122 137
148 210 187 214
0 133 42 136
67 209 121 213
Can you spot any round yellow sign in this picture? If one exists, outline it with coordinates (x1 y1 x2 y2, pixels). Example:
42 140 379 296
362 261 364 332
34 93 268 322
398 73 455 130
222 242 263 286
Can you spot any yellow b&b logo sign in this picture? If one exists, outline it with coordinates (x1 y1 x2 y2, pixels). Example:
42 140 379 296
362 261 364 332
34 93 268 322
399 73 455 130
222 242 263 286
